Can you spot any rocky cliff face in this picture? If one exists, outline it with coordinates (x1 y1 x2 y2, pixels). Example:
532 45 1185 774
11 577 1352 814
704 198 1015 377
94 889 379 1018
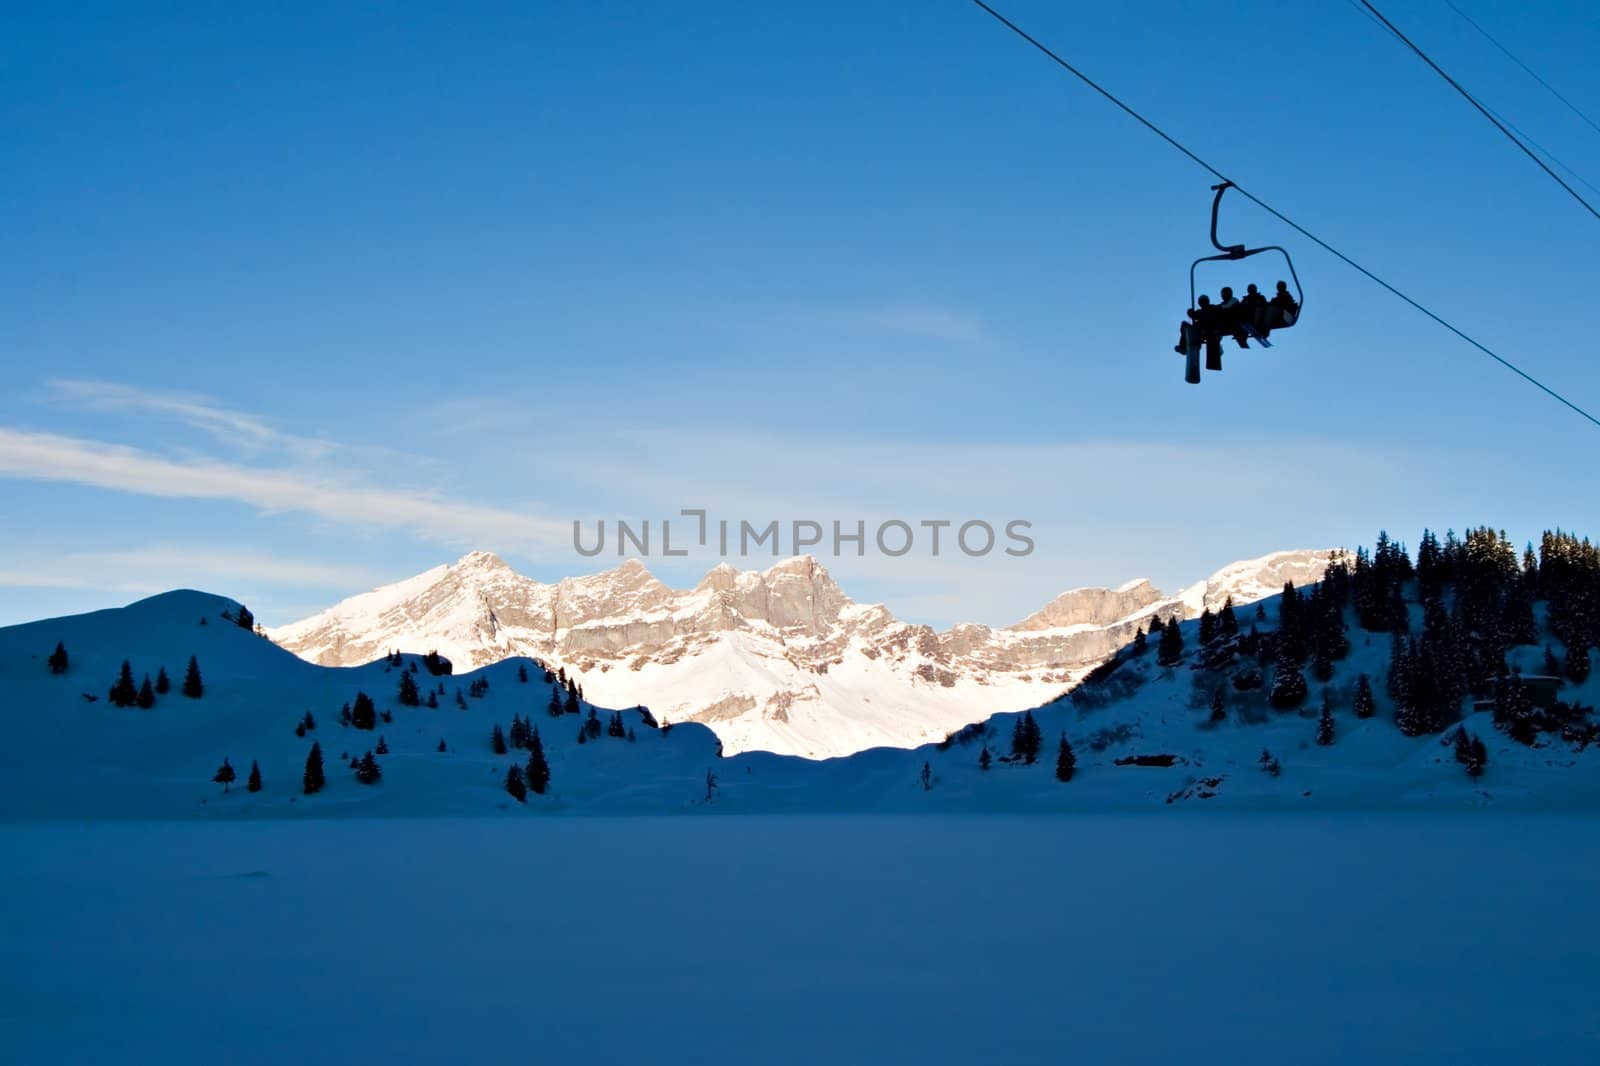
268 549 1335 758
1009 580 1166 632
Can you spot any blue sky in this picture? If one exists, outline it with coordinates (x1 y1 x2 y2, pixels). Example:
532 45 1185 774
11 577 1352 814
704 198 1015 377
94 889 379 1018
3 0 1599 629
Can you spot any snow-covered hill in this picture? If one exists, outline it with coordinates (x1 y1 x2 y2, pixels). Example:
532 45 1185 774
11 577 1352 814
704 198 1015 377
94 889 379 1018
5 560 1595 821
0 590 723 820
267 549 1336 757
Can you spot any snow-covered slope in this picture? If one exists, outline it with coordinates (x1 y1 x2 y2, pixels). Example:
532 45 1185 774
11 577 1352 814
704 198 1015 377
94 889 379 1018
267 549 1336 757
3 578 1596 821
0 590 723 820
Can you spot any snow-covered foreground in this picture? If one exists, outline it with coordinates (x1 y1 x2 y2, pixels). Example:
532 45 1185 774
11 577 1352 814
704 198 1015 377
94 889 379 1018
7 814 1598 1066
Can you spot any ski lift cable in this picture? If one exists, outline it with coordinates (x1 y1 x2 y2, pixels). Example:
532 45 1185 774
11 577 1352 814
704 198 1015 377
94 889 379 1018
963 0 1600 430
1477 100 1600 202
1346 0 1600 201
1441 0 1600 140
1355 0 1600 223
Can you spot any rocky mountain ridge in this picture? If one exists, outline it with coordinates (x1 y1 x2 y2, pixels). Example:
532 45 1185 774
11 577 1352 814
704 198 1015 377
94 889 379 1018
268 549 1335 757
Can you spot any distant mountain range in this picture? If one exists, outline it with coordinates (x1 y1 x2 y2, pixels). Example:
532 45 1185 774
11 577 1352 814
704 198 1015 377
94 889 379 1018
267 549 1336 757
7 540 1592 820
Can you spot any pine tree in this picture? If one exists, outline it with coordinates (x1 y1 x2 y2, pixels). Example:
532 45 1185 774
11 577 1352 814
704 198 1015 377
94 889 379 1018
302 711 317 732
585 706 601 740
212 757 236 793
1147 615 1164 634
979 744 992 771
247 760 262 792
1503 673 1539 746
236 605 255 631
1157 619 1185 667
375 736 389 755
564 689 580 716
1311 642 1334 683
1466 736 1488 778
1453 726 1473 764
182 656 204 699
526 728 551 794
1566 646 1592 684
1054 733 1077 782
608 712 626 738
1010 711 1043 763
627 727 637 742
1259 749 1281 777
1132 626 1148 654
437 738 448 752
518 663 529 683
919 761 932 791
1218 596 1239 638
47 642 69 675
1269 646 1308 711
137 676 155 709
398 672 420 707
1503 581 1538 647
705 768 719 801
504 765 528 803
303 742 325 794
1209 688 1226 723
352 691 377 731
1417 529 1444 590
548 689 564 718
1386 632 1410 703
1316 692 1336 746
1279 581 1299 627
577 727 588 745
426 690 439 709
491 724 508 754
1495 671 1531 727
1354 673 1376 719
1395 694 1427 737
110 660 138 707
355 751 382 785
1198 607 1217 646
155 666 170 694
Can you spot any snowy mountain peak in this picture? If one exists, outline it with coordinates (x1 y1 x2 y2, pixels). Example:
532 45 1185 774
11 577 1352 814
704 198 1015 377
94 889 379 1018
454 549 514 573
693 560 745 592
762 553 823 577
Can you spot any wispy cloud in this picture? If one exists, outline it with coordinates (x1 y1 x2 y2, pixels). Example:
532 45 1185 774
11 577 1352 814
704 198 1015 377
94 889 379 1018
0 427 569 553
0 546 389 594
1 379 1408 629
43 379 335 461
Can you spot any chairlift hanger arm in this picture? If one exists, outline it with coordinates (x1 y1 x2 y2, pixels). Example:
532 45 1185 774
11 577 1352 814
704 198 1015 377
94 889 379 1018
1209 182 1246 256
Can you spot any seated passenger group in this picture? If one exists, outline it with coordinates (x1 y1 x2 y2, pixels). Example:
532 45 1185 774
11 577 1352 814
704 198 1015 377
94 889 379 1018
1176 281 1299 356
